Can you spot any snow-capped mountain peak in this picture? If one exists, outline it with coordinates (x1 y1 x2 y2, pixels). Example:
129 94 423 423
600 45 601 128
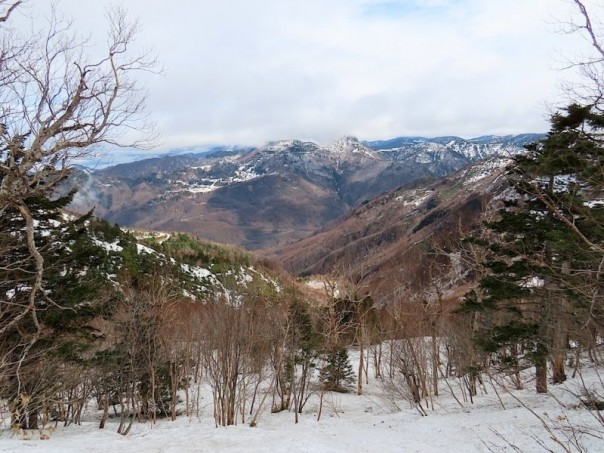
258 139 321 155
69 133 542 250
327 136 379 159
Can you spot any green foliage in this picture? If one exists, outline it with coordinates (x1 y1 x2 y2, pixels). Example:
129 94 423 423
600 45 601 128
288 298 320 366
475 320 540 354
158 233 252 268
460 103 604 387
319 347 355 392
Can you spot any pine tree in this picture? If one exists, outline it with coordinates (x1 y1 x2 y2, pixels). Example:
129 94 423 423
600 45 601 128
460 104 604 393
0 182 101 427
286 297 319 416
319 347 355 392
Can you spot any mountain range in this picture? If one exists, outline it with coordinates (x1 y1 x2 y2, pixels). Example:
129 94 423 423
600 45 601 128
68 134 542 250
266 155 512 302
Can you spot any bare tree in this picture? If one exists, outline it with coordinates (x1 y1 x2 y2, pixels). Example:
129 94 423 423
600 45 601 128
0 3 156 428
559 0 604 108
202 285 275 427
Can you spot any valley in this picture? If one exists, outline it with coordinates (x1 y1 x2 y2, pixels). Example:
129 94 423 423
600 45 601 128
69 134 540 250
267 156 512 302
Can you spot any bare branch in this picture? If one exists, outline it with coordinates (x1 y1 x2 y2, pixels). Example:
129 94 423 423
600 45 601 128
561 1 604 106
573 0 604 60
0 3 157 424
0 0 22 23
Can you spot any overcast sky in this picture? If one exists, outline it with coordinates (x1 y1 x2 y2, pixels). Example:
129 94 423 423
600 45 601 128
8 0 598 150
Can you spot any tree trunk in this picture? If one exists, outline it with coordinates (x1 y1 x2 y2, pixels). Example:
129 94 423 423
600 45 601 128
99 394 109 429
357 330 364 396
373 342 382 379
11 394 38 430
535 354 548 394
551 352 567 384
431 332 439 397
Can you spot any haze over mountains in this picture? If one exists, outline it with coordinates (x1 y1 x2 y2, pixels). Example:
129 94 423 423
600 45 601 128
69 133 542 250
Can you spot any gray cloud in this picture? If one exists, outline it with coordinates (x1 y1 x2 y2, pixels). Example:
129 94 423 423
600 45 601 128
11 0 588 149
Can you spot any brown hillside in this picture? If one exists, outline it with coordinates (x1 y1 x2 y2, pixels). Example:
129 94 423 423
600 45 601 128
264 158 510 304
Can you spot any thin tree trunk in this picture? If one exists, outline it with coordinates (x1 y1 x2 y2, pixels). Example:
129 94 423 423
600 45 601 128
535 353 548 394
431 332 439 397
99 394 109 429
357 330 364 395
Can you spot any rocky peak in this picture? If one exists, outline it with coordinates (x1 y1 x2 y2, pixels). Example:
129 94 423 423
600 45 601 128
260 140 320 154
327 136 379 159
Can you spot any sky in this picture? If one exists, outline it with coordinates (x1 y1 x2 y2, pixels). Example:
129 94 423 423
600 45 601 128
5 0 599 151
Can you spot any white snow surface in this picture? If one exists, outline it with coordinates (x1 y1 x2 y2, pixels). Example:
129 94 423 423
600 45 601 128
397 189 433 207
92 239 123 253
180 263 211 280
135 243 157 255
2 349 603 452
522 276 545 288
463 158 510 186
305 279 328 290
327 136 379 159
184 184 220 193
585 199 604 208
414 152 433 164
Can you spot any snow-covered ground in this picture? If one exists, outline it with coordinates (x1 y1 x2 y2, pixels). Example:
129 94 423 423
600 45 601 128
1 350 603 452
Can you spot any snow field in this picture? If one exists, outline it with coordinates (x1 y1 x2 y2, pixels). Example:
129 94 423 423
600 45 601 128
1 348 603 452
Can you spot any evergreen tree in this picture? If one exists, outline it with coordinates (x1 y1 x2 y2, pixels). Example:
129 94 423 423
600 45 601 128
0 181 101 427
0 3 154 428
288 297 319 414
319 347 355 392
460 104 604 393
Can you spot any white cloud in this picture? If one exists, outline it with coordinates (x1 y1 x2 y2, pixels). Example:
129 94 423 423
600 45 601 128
8 0 593 149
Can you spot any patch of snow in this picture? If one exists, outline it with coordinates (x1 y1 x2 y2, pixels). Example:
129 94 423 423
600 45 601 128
414 152 433 164
585 199 604 208
233 167 264 183
182 288 197 301
222 154 240 163
536 174 583 193
129 230 171 244
327 136 379 159
4 285 31 300
397 189 433 207
463 158 510 185
92 239 123 253
61 212 77 222
136 243 157 255
185 185 219 193
522 276 545 288
305 279 326 290
181 263 211 280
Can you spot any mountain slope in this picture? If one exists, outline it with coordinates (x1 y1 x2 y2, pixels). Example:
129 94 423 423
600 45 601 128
266 157 512 303
65 218 283 304
69 134 539 250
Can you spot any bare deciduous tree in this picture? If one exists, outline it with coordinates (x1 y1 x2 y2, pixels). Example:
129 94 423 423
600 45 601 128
560 0 604 107
0 2 156 428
